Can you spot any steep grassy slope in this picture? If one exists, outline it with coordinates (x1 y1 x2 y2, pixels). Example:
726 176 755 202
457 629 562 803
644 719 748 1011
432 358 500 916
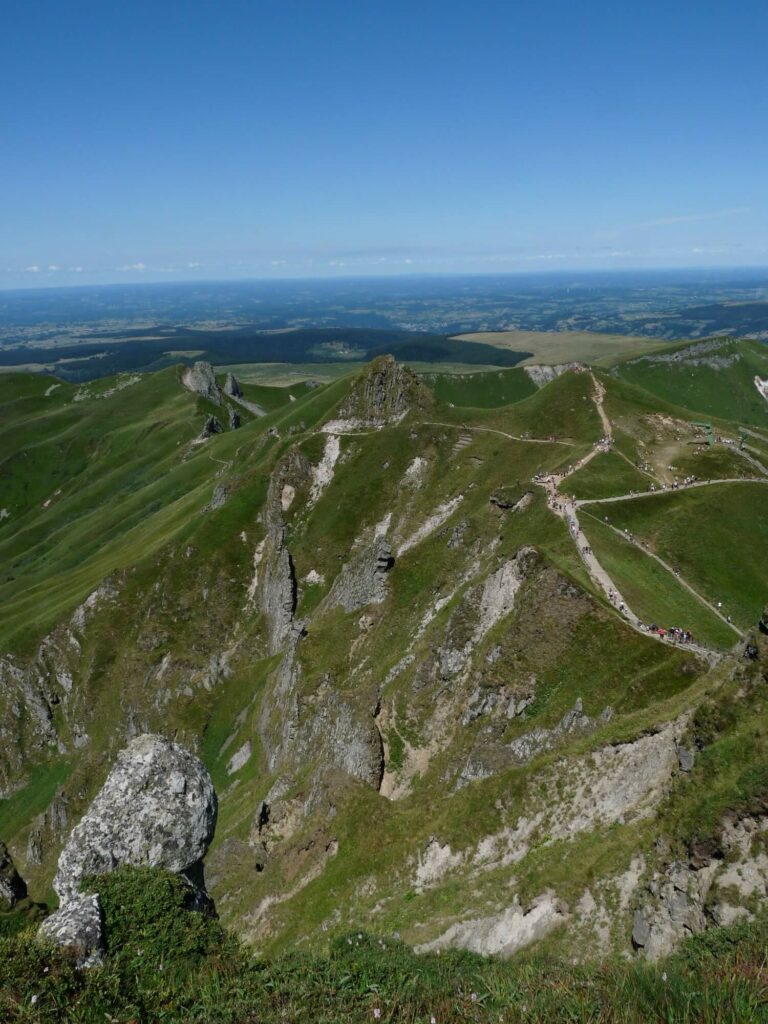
422 367 537 408
566 450 652 500
613 337 768 427
588 484 768 629
0 356 766 973
577 515 738 647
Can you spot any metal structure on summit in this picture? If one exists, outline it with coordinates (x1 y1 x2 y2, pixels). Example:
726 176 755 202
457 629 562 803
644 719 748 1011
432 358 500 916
691 421 714 447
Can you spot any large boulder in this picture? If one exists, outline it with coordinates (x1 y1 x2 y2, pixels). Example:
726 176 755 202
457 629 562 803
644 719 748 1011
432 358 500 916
53 734 217 907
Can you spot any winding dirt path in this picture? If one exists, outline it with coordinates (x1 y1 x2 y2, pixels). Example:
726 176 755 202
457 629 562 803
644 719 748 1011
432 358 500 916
576 476 768 508
424 421 578 447
534 373 724 660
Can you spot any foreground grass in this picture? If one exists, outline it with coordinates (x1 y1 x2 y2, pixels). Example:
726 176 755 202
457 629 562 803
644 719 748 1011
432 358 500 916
1 869 766 1023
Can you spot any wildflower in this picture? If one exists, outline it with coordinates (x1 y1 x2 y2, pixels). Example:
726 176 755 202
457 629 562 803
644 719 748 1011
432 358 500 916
470 992 478 1002
31 994 39 1005
373 1009 381 1020
431 1017 437 1024
661 971 668 983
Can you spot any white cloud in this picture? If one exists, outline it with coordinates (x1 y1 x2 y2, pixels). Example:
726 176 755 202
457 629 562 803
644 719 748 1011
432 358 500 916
48 264 62 271
118 261 146 271
187 261 202 268
69 266 83 272
24 265 40 272
635 207 750 229
522 252 569 261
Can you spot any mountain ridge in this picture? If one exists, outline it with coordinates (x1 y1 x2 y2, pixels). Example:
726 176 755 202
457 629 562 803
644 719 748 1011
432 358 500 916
0 341 766 964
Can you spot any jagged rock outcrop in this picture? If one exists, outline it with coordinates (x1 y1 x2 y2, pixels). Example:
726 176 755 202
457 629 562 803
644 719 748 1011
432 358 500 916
53 734 217 907
632 861 712 959
524 363 577 388
223 372 243 398
0 578 120 795
325 355 432 430
632 813 768 959
257 449 312 654
326 538 394 612
459 699 614 787
26 790 69 866
431 547 536 686
201 484 229 514
200 415 223 439
627 338 741 370
182 361 222 405
0 841 27 909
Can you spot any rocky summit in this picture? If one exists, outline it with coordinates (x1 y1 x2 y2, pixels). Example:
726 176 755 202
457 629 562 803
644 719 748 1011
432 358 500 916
0 345 767 985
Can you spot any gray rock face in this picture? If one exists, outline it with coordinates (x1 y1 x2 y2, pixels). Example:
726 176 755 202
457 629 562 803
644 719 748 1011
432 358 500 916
334 355 431 427
223 372 243 398
326 538 394 612
54 734 217 906
676 744 695 772
632 861 711 959
38 893 104 967
506 700 613 765
200 415 223 439
0 579 120 798
307 699 384 790
258 450 312 654
201 484 229 514
0 841 27 909
459 699 613 788
627 339 741 370
181 362 222 405
262 546 298 654
523 364 576 388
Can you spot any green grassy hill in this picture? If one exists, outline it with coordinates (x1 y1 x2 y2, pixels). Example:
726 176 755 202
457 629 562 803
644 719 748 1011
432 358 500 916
583 483 768 630
613 337 768 427
422 366 537 408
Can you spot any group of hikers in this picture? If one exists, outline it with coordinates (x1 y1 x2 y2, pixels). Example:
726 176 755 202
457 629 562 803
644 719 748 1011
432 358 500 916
642 473 699 494
645 624 694 644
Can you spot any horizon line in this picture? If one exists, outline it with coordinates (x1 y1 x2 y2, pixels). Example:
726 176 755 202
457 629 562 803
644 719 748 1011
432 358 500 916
3 263 768 296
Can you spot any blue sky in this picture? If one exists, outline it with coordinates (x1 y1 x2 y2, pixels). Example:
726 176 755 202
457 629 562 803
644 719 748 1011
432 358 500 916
2 0 767 288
